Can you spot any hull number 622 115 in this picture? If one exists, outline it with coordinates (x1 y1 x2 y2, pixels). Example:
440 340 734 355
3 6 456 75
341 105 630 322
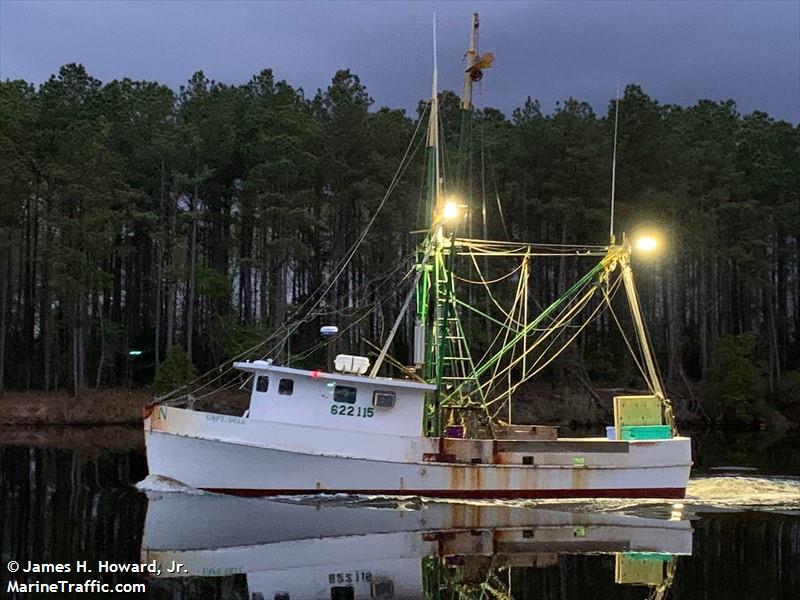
330 405 374 418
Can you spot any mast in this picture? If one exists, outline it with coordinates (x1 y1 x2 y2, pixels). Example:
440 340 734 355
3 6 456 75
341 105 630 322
457 13 493 228
417 15 473 436
415 14 494 437
460 13 480 112
457 13 479 207
415 15 442 435
427 15 442 219
609 83 620 245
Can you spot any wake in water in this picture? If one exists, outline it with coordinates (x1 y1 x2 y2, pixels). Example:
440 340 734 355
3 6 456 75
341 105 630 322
686 476 800 510
336 476 800 518
135 474 211 496
425 476 800 517
134 474 800 516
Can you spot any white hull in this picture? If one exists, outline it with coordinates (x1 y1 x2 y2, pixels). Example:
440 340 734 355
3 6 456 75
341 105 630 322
145 406 691 498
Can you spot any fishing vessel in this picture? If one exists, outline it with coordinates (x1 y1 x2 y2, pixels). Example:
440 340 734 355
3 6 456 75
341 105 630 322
144 14 692 498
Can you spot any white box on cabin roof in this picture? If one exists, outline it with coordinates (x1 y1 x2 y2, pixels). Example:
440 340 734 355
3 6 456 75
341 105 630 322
334 354 370 375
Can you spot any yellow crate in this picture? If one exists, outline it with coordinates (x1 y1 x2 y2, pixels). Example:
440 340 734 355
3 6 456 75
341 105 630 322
613 395 662 440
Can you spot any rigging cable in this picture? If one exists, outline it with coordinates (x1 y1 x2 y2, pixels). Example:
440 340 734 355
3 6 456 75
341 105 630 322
467 251 524 327
284 263 417 365
601 283 653 393
162 256 413 403
476 281 598 406
481 133 510 240
453 261 524 285
261 101 430 353
159 105 429 402
487 274 623 416
441 260 605 405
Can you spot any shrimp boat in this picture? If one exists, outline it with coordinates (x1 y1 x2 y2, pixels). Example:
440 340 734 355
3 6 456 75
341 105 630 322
144 14 692 498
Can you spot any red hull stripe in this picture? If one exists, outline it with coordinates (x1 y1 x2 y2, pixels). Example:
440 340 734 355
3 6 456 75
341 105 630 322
202 487 686 499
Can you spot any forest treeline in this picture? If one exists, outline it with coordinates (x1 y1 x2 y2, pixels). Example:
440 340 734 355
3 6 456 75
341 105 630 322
0 64 798 423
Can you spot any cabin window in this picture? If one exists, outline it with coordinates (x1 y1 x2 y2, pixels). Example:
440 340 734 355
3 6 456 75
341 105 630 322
255 376 269 393
278 378 294 396
334 385 357 404
373 390 396 408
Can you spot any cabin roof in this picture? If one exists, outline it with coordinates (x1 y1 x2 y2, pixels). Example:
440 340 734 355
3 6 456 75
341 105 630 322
233 361 436 391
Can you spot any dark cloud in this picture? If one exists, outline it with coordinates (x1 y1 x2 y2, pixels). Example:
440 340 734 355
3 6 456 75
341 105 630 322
1 0 797 122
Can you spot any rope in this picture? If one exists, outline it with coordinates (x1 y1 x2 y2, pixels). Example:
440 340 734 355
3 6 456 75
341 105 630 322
154 329 284 402
475 284 598 404
602 283 653 392
467 251 524 327
487 274 622 413
453 261 524 285
458 238 608 251
483 256 528 397
441 260 605 403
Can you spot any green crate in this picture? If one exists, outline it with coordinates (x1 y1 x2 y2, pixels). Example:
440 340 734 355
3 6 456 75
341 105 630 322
620 425 673 440
624 552 674 562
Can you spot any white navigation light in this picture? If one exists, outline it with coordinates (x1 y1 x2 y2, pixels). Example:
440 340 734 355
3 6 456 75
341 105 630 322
635 235 658 253
443 201 459 221
320 325 339 338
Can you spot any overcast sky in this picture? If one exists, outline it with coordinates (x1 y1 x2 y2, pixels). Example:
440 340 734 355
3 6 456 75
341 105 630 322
1 0 798 122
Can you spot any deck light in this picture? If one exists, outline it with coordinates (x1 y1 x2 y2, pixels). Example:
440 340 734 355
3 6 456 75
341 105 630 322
634 236 658 253
443 201 459 221
629 227 664 254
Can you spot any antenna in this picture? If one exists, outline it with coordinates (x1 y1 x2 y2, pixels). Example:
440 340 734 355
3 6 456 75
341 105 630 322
432 13 438 74
428 13 441 212
610 81 620 245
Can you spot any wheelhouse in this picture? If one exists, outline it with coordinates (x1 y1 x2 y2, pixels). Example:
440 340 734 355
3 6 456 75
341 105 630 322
233 361 435 437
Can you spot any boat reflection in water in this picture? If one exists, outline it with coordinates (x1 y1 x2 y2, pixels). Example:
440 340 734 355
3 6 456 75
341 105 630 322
140 489 691 599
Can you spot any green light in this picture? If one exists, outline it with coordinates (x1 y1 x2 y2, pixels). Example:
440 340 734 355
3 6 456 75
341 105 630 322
128 350 143 357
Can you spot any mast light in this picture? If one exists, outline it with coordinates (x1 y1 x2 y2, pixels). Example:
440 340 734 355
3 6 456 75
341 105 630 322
634 236 658 253
443 200 460 221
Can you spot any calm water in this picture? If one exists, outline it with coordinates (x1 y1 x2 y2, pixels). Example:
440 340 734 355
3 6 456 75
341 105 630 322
1 427 798 599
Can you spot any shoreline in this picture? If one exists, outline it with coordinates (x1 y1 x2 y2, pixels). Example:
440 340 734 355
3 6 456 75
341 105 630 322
0 389 149 426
